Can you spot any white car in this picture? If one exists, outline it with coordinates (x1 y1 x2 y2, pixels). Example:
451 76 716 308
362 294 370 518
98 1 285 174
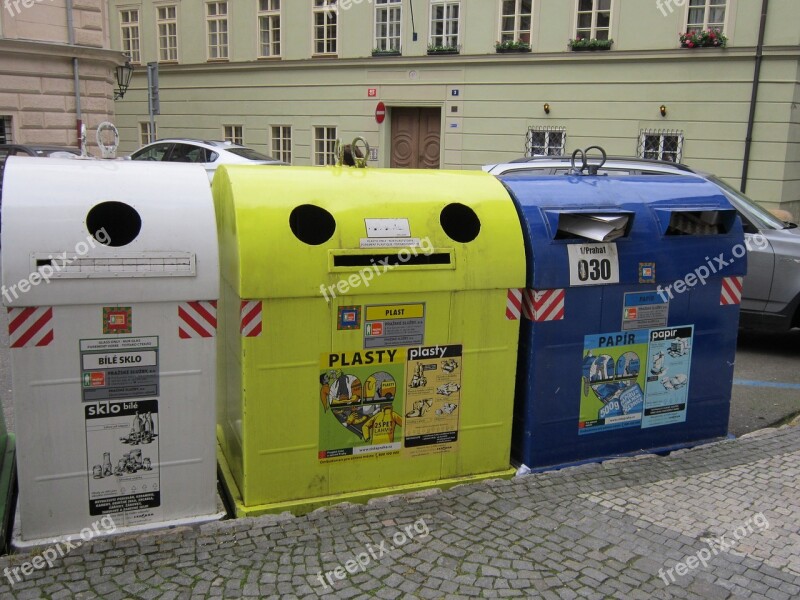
129 138 283 182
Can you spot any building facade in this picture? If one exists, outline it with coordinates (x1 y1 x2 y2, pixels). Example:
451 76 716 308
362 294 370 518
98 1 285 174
0 0 126 152
109 0 800 214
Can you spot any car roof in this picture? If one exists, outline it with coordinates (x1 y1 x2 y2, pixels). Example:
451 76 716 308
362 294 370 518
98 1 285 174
485 155 697 175
145 138 249 149
0 144 81 153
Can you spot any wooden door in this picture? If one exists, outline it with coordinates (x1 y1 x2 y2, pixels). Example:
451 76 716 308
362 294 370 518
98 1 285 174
390 107 441 169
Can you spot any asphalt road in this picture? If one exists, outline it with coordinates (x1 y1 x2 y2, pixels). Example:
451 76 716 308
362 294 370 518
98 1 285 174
730 327 800 435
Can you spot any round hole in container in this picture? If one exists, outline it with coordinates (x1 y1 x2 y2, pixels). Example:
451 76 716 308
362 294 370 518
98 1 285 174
440 203 481 243
86 201 142 247
290 204 336 245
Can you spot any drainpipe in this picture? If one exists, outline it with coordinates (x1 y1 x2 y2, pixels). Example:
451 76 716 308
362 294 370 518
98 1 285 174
740 0 769 194
66 0 83 153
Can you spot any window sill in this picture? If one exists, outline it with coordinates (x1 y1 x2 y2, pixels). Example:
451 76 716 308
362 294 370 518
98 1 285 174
680 44 727 49
257 56 282 60
569 45 613 52
312 54 339 58
495 47 532 54
206 58 230 63
427 49 460 56
372 50 402 57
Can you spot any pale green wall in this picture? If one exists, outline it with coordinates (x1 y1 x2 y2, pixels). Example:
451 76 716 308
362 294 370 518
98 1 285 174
111 0 800 63
109 0 800 215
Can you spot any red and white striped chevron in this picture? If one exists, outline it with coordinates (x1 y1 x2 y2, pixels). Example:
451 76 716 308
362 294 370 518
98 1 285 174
240 300 263 337
506 289 566 322
506 289 523 320
720 276 744 306
526 289 566 322
8 307 54 348
178 301 218 339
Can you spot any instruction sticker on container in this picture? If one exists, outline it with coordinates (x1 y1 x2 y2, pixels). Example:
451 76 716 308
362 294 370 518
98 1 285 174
404 345 462 456
622 292 669 331
579 325 694 434
643 326 694 428
567 243 620 287
360 238 422 249
365 218 411 238
80 337 159 402
85 399 160 523
319 349 406 462
364 303 425 348
579 331 649 434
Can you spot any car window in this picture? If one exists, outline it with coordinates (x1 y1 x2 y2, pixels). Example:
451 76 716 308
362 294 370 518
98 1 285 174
552 168 635 176
705 175 787 231
131 143 173 161
225 147 273 161
168 143 208 163
45 149 81 157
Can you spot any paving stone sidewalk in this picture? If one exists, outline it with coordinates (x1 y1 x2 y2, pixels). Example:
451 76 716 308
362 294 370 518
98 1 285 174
1 423 799 600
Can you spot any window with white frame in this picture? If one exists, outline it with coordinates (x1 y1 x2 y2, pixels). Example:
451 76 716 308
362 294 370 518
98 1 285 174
258 0 281 57
157 5 178 62
140 122 157 145
120 9 141 63
430 1 461 49
499 0 533 44
224 125 243 145
375 0 402 52
638 130 684 163
313 0 338 55
314 126 337 165
271 125 292 163
575 0 611 41
207 2 229 60
1 116 12 144
686 0 726 33
526 126 566 157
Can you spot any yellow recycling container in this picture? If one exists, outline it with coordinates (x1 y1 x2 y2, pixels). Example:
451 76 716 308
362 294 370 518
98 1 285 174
213 166 526 516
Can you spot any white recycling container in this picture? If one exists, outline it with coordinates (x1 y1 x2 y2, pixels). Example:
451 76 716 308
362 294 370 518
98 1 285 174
1 157 221 545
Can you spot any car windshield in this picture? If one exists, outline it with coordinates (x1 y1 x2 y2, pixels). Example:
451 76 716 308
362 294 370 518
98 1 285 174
705 175 789 231
226 147 273 161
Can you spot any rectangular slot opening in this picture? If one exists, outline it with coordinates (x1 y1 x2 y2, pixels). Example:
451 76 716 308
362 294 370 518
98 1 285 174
30 252 196 278
333 253 452 268
662 210 736 236
548 212 633 242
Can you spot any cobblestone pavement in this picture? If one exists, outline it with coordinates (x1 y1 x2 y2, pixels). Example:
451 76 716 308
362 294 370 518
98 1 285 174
1 424 798 600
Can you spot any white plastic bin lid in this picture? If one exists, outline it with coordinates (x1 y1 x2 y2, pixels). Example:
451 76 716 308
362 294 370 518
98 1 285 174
1 157 219 306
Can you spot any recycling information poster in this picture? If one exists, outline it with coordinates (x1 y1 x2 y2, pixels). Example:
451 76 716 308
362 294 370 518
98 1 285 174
643 326 694 428
318 345 462 462
85 399 160 523
579 325 694 435
404 345 461 457
319 349 406 462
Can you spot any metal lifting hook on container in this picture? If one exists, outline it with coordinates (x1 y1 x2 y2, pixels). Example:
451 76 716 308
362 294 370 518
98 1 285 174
334 137 370 168
569 145 608 175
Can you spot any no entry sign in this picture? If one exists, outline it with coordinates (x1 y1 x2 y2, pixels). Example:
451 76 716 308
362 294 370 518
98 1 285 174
375 102 386 124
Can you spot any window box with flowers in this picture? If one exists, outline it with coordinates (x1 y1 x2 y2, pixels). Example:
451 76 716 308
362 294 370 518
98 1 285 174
568 37 613 51
680 29 727 48
372 48 402 57
495 40 531 54
427 44 460 55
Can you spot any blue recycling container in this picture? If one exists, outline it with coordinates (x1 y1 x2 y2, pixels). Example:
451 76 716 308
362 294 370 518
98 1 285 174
501 173 746 469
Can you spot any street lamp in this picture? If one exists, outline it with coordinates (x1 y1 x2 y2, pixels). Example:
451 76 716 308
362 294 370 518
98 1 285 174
114 58 134 100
